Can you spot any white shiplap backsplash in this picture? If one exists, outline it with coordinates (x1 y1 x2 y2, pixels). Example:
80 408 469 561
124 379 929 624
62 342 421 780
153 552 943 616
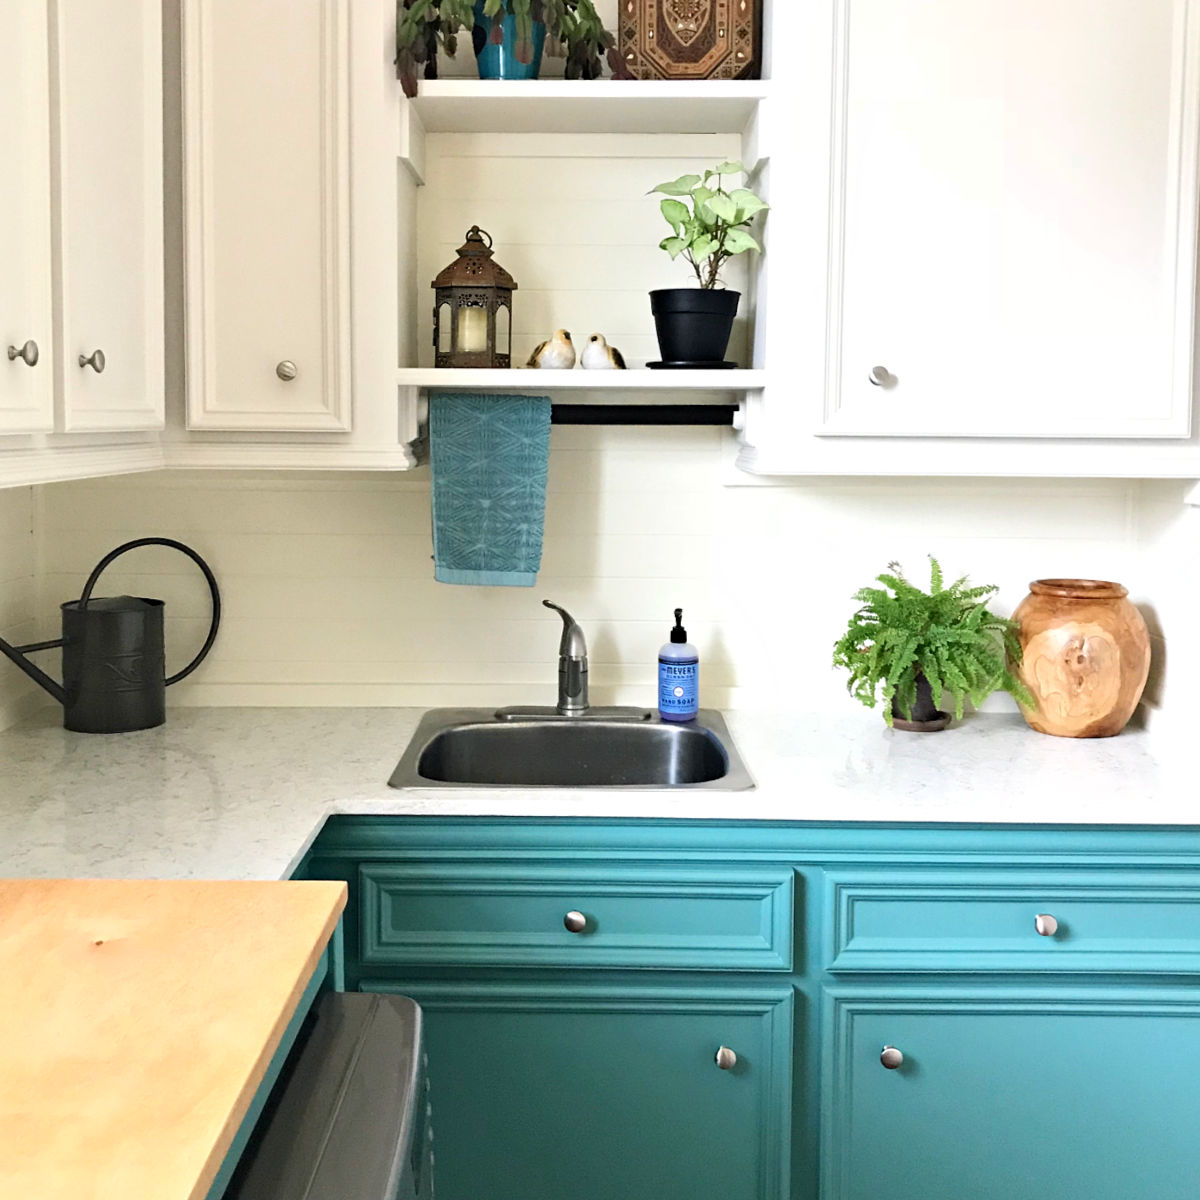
0 487 42 729
28 426 1182 727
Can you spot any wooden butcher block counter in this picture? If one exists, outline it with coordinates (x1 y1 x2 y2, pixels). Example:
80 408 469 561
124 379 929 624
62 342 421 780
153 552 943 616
0 878 347 1200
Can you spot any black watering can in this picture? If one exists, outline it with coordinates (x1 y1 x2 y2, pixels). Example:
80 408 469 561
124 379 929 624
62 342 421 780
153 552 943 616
0 538 221 734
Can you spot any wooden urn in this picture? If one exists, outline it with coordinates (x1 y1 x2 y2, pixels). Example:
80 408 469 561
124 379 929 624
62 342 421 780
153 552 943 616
1011 579 1150 738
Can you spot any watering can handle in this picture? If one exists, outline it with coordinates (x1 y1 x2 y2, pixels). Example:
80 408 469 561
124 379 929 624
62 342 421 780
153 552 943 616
78 537 222 687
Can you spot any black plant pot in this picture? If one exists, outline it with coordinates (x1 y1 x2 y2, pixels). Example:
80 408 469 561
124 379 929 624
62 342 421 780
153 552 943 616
650 288 740 365
891 673 950 732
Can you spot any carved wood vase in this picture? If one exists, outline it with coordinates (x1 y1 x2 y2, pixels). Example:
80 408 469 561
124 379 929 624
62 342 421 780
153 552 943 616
1012 579 1150 738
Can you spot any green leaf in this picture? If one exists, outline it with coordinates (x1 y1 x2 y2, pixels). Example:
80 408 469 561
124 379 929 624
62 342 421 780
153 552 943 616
711 159 745 177
707 192 738 223
483 0 502 16
651 174 702 197
658 236 687 260
659 198 690 232
729 189 769 221
690 234 717 261
723 228 761 255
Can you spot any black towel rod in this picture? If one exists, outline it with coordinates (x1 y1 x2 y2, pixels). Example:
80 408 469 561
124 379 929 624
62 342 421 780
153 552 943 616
549 404 736 426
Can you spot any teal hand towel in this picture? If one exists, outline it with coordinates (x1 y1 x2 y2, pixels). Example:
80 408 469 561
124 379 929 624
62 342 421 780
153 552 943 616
430 392 552 587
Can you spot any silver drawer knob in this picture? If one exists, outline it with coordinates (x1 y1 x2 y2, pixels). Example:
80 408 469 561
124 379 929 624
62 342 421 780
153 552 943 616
78 348 106 373
7 340 38 367
880 1045 904 1070
1034 913 1059 937
563 910 587 933
276 359 298 381
715 1046 737 1070
869 365 891 387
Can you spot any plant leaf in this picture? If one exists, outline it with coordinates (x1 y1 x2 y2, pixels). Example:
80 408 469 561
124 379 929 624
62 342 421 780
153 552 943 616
691 234 717 261
659 236 687 260
723 228 761 255
707 192 738 223
729 189 769 221
659 198 690 232
651 174 702 197
711 159 746 176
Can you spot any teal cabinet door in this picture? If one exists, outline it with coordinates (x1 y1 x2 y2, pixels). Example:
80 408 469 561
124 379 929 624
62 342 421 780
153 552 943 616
368 982 793 1200
824 990 1200 1200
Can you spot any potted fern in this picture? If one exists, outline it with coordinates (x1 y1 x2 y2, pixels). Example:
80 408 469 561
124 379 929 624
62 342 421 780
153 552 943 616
648 161 768 366
395 0 628 96
832 558 1033 731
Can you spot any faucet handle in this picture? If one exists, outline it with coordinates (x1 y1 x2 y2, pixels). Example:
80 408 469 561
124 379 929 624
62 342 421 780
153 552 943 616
542 600 587 659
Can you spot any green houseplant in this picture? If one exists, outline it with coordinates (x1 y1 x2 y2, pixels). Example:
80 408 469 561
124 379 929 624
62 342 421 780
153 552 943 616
647 161 768 366
832 557 1033 731
395 0 628 97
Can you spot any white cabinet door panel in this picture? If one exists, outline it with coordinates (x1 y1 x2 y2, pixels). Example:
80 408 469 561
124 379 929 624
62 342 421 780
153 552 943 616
184 0 351 431
825 0 1200 439
0 0 54 434
56 0 164 432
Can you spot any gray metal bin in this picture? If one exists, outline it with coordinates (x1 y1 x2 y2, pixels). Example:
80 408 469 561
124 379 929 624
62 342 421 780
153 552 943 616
225 992 431 1200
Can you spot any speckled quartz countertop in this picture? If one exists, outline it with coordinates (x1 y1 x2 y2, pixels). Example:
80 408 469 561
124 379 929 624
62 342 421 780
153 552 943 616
0 706 1193 880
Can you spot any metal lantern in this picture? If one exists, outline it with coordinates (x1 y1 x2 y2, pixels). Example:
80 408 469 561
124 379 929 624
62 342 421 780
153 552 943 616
431 226 517 368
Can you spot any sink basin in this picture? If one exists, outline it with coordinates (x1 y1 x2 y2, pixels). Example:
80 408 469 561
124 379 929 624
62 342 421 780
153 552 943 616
389 708 754 790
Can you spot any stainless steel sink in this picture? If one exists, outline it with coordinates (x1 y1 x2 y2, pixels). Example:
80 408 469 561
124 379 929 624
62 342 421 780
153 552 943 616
389 708 754 790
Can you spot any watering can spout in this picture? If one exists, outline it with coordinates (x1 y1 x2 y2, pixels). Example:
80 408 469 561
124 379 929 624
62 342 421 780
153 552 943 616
0 636 67 705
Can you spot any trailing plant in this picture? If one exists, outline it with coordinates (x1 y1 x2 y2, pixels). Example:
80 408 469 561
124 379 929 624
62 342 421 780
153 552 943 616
832 557 1033 727
650 161 768 289
395 0 629 98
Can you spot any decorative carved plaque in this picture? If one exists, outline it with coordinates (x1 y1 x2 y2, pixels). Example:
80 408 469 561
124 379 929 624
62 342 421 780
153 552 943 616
618 0 761 80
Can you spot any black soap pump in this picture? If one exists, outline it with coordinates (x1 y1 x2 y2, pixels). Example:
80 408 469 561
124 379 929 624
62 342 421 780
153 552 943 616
658 608 699 722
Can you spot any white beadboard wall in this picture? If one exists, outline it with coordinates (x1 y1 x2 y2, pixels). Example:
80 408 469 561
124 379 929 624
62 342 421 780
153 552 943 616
32 426 1176 723
416 132 753 370
0 487 42 729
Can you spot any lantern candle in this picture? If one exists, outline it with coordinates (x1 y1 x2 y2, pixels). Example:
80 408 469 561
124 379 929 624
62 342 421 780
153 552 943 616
458 306 488 353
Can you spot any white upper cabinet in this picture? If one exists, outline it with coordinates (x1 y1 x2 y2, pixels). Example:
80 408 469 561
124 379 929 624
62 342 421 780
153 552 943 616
183 0 351 432
56 0 164 432
825 0 1199 441
0 0 54 435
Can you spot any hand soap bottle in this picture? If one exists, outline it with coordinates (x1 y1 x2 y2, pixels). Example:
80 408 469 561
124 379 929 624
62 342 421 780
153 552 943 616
658 608 699 722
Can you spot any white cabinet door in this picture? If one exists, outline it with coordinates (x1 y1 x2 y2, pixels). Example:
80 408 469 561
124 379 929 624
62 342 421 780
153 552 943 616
55 0 164 432
823 0 1200 440
0 0 54 434
183 0 351 432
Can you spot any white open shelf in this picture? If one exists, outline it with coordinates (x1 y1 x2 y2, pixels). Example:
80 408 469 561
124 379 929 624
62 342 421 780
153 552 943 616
406 80 769 135
397 367 766 392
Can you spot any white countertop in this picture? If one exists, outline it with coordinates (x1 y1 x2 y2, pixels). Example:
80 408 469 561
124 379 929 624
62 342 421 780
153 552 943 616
0 706 1192 880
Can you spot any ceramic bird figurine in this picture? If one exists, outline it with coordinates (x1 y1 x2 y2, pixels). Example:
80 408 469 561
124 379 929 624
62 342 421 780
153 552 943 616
527 329 576 369
580 333 627 370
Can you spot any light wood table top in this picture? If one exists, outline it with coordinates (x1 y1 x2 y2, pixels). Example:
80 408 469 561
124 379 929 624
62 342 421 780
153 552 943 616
0 878 347 1200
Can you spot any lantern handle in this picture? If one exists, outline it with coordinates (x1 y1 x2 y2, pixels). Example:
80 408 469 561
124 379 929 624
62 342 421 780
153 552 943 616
469 225 493 249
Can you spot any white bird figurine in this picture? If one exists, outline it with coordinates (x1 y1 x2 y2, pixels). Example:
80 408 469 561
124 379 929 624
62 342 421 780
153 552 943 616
527 329 576 369
580 333 627 370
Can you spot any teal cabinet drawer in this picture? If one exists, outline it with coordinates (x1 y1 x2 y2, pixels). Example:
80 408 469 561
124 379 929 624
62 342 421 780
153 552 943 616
826 870 1200 973
361 863 794 970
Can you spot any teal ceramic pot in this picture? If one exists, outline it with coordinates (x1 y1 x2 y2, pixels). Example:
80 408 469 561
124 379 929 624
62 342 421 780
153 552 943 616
473 0 545 80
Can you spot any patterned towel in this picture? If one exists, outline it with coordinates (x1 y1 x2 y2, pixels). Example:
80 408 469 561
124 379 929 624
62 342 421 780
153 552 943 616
430 392 552 586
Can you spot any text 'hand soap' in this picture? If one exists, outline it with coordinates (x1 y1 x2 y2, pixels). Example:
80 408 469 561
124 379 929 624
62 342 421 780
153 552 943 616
659 608 699 722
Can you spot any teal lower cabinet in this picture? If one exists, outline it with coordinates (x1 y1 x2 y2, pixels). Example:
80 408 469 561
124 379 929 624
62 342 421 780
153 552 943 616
364 981 792 1200
296 817 1200 1200
823 988 1200 1200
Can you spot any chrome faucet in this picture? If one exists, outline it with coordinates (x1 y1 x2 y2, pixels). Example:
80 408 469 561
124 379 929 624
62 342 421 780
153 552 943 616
542 600 588 715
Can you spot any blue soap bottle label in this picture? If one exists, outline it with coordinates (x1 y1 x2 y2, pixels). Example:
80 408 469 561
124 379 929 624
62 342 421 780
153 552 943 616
659 657 699 720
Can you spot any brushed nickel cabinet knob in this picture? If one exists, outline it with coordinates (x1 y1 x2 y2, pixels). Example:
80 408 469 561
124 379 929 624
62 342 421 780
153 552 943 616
715 1046 737 1070
563 910 587 933
6 340 38 366
1035 913 1059 937
78 348 106 373
276 359 298 381
880 1045 904 1070
869 365 891 387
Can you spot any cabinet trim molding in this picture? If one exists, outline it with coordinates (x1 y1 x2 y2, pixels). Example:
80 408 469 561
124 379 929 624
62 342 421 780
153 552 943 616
182 0 352 432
